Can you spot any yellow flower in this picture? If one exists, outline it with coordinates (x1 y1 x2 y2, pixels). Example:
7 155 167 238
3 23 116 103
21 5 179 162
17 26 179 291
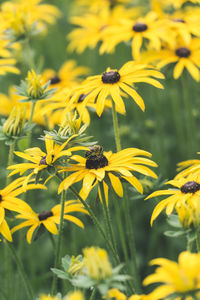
0 35 19 75
40 295 60 300
69 61 164 116
67 6 141 54
41 60 89 91
72 0 132 13
101 11 163 59
1 0 60 37
26 70 44 99
176 152 200 179
64 291 85 300
58 145 157 200
145 175 200 225
107 288 127 300
83 247 112 280
145 38 200 81
12 200 88 243
143 251 200 299
3 106 26 137
0 177 46 241
8 134 86 186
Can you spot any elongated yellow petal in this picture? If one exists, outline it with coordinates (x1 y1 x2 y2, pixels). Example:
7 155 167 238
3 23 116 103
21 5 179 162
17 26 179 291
43 220 58 235
26 224 38 244
109 173 123 197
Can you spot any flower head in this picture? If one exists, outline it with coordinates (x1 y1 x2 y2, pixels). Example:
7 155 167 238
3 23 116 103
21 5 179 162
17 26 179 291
26 70 44 99
64 291 84 300
143 251 200 299
12 200 88 243
59 145 157 201
69 61 164 116
145 175 200 225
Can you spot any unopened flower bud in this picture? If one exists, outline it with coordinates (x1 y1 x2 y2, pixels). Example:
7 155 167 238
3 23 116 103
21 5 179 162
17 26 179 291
26 69 43 99
3 106 26 137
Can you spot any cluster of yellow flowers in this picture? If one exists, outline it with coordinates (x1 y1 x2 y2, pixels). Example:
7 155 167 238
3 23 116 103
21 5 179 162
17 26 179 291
1 0 200 299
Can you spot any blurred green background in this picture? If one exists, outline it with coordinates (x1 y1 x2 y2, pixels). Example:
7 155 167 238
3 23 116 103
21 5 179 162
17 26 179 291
0 0 199 298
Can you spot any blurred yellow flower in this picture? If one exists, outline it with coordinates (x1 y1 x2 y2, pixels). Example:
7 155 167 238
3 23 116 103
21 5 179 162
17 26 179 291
83 247 112 280
107 288 126 300
143 251 200 299
64 291 84 300
26 69 44 99
176 152 200 179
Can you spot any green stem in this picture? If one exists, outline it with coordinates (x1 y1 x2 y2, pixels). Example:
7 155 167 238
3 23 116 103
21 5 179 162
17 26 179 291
7 242 35 300
23 38 35 71
196 230 200 252
69 185 120 264
181 74 196 156
111 100 121 152
27 101 36 148
5 141 17 298
112 192 135 293
89 288 96 300
51 189 66 295
186 233 193 252
111 100 141 293
99 182 117 255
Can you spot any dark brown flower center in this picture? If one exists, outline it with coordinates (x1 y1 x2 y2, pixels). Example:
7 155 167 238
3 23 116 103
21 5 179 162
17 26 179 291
39 155 55 165
175 47 191 58
38 210 53 221
132 22 148 32
180 181 200 194
50 76 61 85
0 194 2 202
85 145 108 169
102 71 120 84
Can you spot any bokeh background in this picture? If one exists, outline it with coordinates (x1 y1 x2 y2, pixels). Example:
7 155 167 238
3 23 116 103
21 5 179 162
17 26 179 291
0 0 199 298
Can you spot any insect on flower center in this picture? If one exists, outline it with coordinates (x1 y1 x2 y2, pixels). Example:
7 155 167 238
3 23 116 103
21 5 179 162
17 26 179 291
175 47 191 58
102 71 120 84
173 18 185 23
38 210 53 221
39 155 55 165
180 181 200 194
85 145 108 169
50 75 61 85
132 22 148 32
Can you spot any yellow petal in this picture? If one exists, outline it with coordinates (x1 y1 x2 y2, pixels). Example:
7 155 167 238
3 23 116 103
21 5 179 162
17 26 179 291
108 173 123 197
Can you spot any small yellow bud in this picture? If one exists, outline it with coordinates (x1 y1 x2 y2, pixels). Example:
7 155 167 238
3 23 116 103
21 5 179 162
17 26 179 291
26 69 43 99
3 106 26 137
68 255 85 276
83 247 112 280
58 112 83 136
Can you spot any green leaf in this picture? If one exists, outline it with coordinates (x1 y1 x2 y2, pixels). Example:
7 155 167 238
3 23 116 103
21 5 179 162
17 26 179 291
18 138 29 152
167 214 181 228
164 230 185 238
51 268 69 280
62 255 71 272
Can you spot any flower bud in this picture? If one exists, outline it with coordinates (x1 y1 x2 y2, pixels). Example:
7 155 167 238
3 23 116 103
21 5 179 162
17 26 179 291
3 106 26 137
26 70 43 99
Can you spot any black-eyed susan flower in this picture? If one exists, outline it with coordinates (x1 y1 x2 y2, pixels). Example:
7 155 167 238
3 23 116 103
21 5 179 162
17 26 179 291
143 38 200 81
69 61 164 116
145 175 200 225
67 6 141 54
101 11 163 59
41 60 89 91
0 177 46 241
58 145 157 200
143 251 200 299
8 134 86 186
106 288 127 300
12 200 88 243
